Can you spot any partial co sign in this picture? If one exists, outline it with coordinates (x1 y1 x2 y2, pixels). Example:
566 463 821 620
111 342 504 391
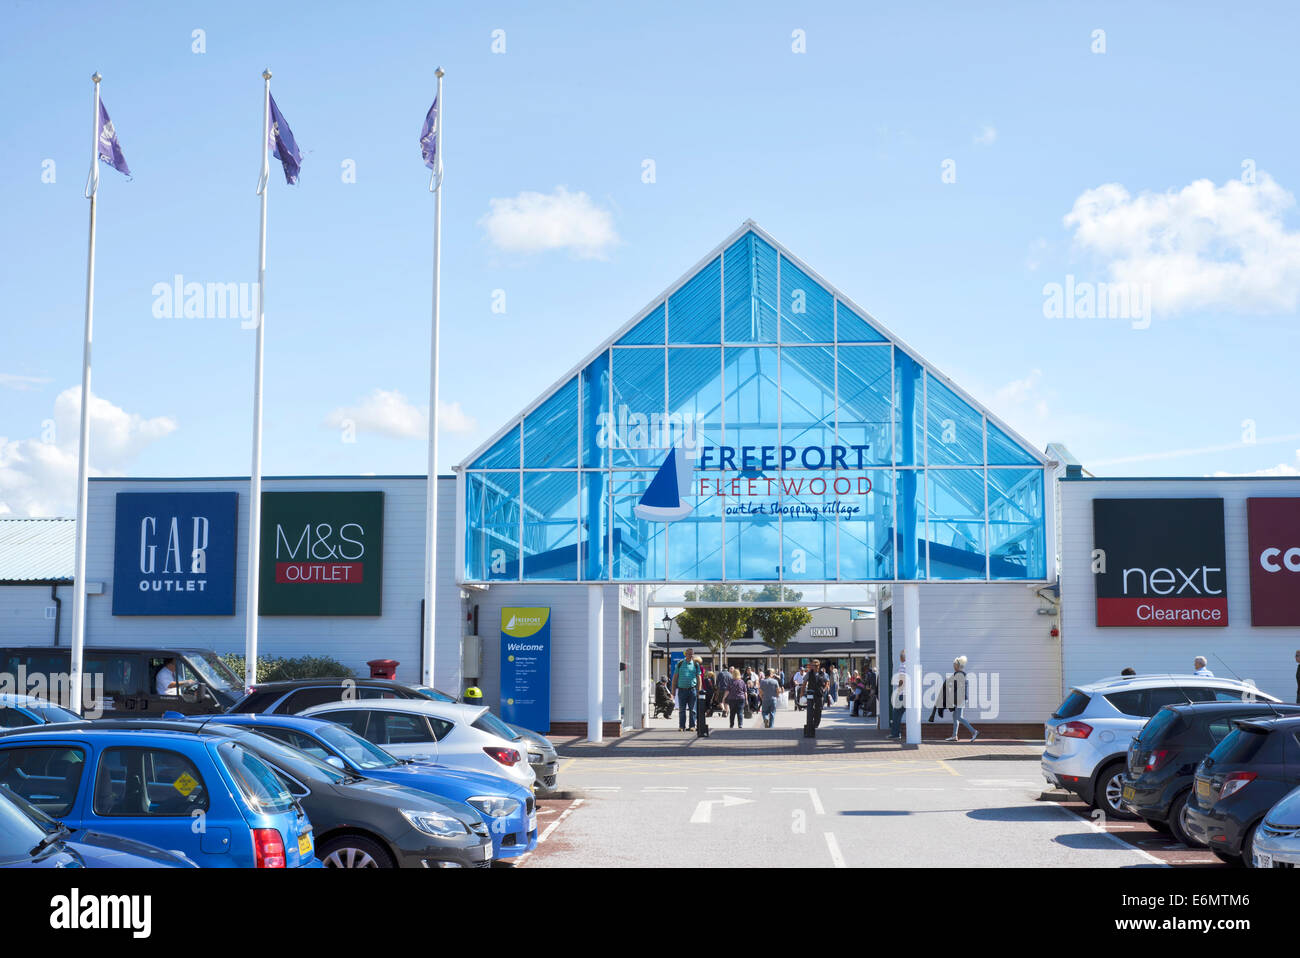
1247 498 1300 626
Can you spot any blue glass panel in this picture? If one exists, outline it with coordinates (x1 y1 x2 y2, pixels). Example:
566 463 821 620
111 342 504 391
668 347 723 452
778 471 835 580
925 374 984 466
780 346 836 453
987 420 1040 466
894 350 923 467
464 472 520 581
895 468 926 579
581 350 609 468
723 233 778 343
927 469 986 580
667 482 722 581
523 377 578 468
721 472 781 580
836 302 886 342
610 347 665 469
469 424 520 470
580 470 607 580
668 256 721 344
521 471 579 581
610 470 666 580
616 303 665 346
723 347 779 454
780 256 834 343
838 469 893 580
988 468 1046 579
837 345 892 466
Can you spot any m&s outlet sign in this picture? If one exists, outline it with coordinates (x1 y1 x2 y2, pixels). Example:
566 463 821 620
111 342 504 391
258 491 384 616
1092 498 1228 627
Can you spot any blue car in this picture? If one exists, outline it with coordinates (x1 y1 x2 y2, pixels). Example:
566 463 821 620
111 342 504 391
0 724 320 868
210 713 538 860
0 785 197 868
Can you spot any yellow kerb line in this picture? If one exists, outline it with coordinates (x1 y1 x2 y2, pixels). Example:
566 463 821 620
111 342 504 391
936 759 960 777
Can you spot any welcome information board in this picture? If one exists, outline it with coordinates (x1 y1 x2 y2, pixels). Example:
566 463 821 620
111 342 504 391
499 608 551 732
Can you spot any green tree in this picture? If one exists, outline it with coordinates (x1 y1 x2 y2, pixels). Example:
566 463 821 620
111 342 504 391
748 605 813 655
675 585 749 664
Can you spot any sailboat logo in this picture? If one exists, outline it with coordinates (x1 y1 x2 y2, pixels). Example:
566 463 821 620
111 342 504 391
505 615 516 631
634 445 696 523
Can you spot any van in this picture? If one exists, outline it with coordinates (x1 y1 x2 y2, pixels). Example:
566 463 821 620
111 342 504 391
0 646 240 716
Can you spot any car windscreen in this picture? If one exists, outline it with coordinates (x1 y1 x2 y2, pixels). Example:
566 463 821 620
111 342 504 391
310 722 400 770
25 704 81 724
471 710 522 742
1207 727 1271 766
214 741 297 813
225 730 349 784
185 652 241 691
0 787 51 862
414 686 457 703
1052 690 1090 720
1138 707 1184 744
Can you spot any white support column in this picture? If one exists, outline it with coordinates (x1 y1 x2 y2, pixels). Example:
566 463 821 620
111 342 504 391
587 584 604 742
902 583 922 745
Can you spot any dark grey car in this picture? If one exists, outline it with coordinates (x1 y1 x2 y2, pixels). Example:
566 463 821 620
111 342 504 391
210 725 494 868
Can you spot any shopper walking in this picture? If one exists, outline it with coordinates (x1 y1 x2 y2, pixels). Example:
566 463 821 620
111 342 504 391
760 669 782 728
848 671 863 716
803 659 828 737
944 656 980 743
792 665 807 711
828 666 840 709
864 662 878 717
1193 656 1214 677
672 649 703 731
888 650 907 739
725 667 747 728
928 669 949 724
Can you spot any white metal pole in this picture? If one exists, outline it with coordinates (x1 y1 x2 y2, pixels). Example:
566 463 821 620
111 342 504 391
245 69 272 692
422 68 444 689
902 583 921 745
69 72 102 716
588 585 604 742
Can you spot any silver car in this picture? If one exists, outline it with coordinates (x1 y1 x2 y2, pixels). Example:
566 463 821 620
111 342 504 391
1253 785 1300 868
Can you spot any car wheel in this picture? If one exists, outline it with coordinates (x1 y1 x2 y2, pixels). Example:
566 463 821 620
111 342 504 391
1093 763 1138 820
319 835 394 869
1242 822 1261 867
1169 791 1195 847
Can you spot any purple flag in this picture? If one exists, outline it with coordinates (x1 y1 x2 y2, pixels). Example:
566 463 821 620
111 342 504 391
268 93 302 185
420 97 439 170
96 100 130 176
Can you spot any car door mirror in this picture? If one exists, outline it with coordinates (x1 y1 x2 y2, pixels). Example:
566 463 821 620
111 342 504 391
324 755 345 770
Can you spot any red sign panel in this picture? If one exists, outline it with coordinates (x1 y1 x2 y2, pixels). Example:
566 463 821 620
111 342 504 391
275 562 364 584
1247 498 1300 626
1096 597 1229 627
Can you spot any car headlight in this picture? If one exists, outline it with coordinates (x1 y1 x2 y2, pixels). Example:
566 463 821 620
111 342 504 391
401 809 467 837
468 796 521 818
528 753 544 764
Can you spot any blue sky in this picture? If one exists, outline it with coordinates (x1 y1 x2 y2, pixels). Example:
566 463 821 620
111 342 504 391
3 0 1299 516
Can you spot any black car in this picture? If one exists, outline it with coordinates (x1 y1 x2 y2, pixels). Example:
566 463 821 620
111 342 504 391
205 724 495 868
1122 702 1300 845
1183 714 1300 865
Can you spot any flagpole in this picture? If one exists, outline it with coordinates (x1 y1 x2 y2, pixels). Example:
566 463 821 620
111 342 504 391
69 72 102 715
422 67 444 689
245 69 272 692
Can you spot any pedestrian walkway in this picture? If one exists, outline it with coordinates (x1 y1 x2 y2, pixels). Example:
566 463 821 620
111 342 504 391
558 700 1044 761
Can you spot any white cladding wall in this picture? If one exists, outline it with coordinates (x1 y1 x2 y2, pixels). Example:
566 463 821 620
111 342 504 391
1059 478 1300 703
0 584 66 646
80 476 622 724
884 583 1059 723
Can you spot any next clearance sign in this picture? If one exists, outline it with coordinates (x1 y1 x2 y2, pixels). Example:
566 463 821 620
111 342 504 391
1247 497 1300 626
1092 498 1228 627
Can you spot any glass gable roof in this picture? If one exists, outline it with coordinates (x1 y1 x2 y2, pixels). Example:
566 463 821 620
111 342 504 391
460 222 1048 584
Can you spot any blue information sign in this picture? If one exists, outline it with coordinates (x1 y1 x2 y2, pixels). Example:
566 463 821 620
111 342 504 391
499 607 551 733
112 492 239 615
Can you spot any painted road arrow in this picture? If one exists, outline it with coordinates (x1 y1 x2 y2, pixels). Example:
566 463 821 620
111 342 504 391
690 793 755 824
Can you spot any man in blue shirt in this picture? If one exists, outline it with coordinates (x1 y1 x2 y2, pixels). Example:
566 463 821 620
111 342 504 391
672 649 703 731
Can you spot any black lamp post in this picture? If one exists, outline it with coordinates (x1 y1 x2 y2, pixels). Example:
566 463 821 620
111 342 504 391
662 612 673 681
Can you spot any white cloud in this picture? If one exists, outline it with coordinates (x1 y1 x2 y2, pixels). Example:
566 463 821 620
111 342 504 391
973 125 997 146
324 389 477 440
1212 450 1300 477
479 187 619 259
0 386 177 517
1063 173 1300 315
0 373 51 391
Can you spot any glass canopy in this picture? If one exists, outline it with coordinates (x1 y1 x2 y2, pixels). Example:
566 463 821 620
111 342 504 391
460 224 1048 585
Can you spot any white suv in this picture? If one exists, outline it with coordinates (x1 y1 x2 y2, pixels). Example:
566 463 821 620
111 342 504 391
1042 674 1279 819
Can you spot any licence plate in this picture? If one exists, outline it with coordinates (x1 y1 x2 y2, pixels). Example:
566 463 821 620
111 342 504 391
1045 727 1054 744
481 842 493 861
298 831 313 857
1197 780 1212 803
528 813 537 833
1121 784 1135 802
1255 851 1273 869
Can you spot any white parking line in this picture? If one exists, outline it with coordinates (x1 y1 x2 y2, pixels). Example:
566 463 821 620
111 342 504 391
706 786 753 792
1049 804 1167 867
643 786 688 792
772 787 824 814
537 799 584 845
824 832 846 868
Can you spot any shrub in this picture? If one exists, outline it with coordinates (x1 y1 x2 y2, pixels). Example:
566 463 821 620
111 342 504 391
220 653 354 684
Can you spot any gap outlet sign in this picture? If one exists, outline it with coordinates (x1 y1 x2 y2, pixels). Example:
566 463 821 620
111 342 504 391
1092 498 1228 627
499 608 551 733
258 491 384 616
1247 497 1300 626
112 492 239 615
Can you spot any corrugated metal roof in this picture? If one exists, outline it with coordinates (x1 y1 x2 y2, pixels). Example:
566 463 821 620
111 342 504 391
0 519 76 582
